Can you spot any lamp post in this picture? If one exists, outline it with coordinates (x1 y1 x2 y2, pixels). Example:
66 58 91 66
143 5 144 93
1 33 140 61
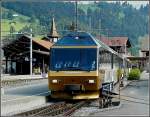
30 28 33 75
0 0 3 77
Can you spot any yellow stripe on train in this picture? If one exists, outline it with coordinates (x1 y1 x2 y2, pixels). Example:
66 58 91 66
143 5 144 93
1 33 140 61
48 70 99 76
51 46 97 48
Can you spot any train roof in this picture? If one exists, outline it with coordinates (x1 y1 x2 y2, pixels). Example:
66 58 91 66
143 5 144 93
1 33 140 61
53 32 97 46
52 31 122 58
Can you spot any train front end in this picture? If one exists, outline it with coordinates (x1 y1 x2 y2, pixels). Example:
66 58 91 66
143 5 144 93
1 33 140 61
48 32 101 99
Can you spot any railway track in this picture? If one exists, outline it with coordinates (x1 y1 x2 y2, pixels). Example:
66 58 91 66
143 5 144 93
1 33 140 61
1 79 47 88
14 100 90 117
12 90 148 117
14 97 119 117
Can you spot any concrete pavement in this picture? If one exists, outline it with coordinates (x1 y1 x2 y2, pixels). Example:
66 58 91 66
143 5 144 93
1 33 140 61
73 71 149 116
1 80 50 116
1 74 48 81
140 70 149 80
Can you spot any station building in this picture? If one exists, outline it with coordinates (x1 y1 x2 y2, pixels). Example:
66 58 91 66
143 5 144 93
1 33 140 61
96 36 132 57
128 37 149 71
96 35 149 71
2 17 59 75
2 17 147 75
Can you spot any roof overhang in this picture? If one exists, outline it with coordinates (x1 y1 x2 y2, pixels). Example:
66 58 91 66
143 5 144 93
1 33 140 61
127 56 149 60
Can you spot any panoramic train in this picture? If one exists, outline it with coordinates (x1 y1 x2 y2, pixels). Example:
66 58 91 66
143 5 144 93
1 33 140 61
48 31 130 99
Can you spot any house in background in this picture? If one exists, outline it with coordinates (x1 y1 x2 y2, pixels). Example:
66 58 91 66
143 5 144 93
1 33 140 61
139 37 149 57
138 37 149 71
96 36 132 57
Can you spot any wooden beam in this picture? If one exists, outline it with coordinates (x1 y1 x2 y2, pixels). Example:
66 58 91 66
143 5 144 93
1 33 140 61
11 43 29 51
15 39 30 45
32 49 49 55
5 46 22 53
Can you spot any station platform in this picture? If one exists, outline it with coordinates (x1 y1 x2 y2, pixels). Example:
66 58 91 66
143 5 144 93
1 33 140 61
1 81 50 116
1 94 48 116
113 71 149 94
1 74 48 81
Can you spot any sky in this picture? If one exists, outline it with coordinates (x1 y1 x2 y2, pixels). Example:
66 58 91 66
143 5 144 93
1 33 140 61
79 1 149 9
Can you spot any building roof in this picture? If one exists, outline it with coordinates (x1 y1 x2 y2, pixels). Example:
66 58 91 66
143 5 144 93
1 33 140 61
127 56 148 60
2 34 53 58
32 49 49 55
33 39 53 50
96 36 131 47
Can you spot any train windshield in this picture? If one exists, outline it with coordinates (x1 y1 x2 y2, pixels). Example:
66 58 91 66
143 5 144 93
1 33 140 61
50 48 97 71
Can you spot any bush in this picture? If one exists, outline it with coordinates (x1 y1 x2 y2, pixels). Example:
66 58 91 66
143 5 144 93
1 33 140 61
128 68 141 80
117 69 123 81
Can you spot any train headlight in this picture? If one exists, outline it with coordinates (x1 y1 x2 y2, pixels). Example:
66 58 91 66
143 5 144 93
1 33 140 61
52 79 58 83
88 80 95 83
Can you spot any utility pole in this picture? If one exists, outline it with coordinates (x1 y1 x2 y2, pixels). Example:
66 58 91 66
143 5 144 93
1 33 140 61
148 1 150 73
99 7 101 36
0 0 3 77
107 29 109 41
123 53 126 73
75 0 78 31
99 19 101 36
89 17 92 32
30 28 33 75
119 76 121 100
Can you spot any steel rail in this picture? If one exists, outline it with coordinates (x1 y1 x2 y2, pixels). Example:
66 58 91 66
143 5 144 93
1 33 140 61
15 102 66 116
63 100 89 116
14 100 90 117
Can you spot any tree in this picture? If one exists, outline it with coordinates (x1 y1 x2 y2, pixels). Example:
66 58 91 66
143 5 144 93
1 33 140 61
29 15 37 23
10 25 15 34
2 1 149 56
7 10 14 20
69 21 75 31
9 22 16 34
19 25 30 33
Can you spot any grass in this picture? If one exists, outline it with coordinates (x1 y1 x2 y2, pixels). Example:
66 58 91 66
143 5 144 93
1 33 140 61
33 35 45 39
1 19 30 38
1 7 49 40
1 7 31 38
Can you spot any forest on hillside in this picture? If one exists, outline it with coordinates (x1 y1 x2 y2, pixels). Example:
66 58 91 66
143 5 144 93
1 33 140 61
2 1 149 55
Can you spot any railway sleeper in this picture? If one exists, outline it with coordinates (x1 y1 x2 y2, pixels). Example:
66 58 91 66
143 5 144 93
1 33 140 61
15 104 58 116
63 101 87 116
42 106 71 116
36 104 66 116
29 102 66 116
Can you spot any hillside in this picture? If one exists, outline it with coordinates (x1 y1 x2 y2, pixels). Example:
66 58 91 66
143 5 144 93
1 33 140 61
1 1 149 55
1 7 44 38
78 3 98 13
1 7 30 37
